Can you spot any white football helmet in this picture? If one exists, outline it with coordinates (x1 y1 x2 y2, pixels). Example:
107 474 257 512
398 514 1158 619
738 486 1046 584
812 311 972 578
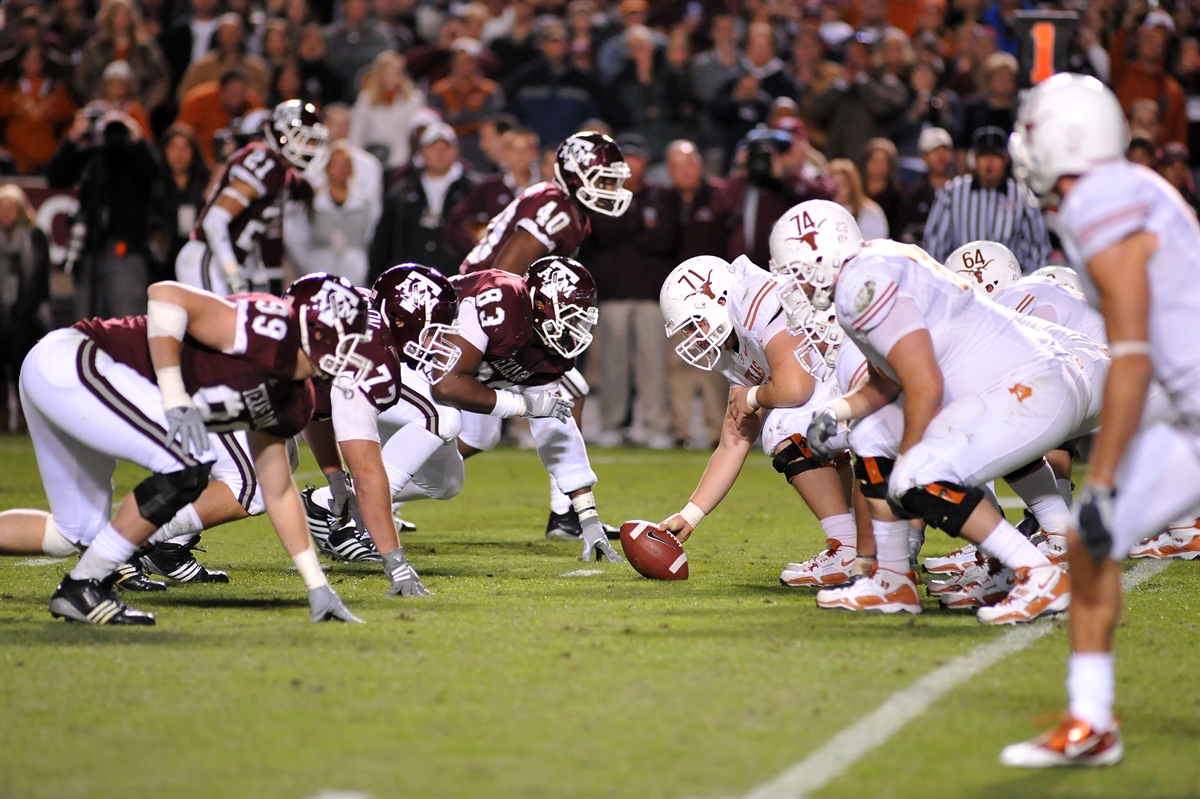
945 240 1021 298
1009 73 1128 206
660 256 738 371
1032 265 1084 294
789 299 844 381
768 200 863 311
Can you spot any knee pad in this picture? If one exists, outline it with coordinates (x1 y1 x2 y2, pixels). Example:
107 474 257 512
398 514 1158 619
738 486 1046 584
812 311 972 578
133 462 213 527
771 434 833 481
892 481 985 537
42 515 82 557
853 456 895 500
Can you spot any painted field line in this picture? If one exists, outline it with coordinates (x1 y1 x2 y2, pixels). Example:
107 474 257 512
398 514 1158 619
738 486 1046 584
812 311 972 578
561 569 604 577
17 558 68 567
744 560 1171 799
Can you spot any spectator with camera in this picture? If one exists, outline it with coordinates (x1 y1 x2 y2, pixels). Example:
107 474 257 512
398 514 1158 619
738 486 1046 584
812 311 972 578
0 184 49 432
75 0 169 117
46 107 160 319
710 22 798 167
893 58 961 185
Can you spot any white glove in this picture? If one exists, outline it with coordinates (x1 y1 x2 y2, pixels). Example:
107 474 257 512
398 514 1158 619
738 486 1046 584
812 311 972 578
308 585 364 623
165 406 212 457
522 391 574 422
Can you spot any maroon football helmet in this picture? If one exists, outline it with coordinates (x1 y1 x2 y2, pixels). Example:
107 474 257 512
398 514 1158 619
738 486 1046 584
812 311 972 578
266 100 329 171
371 264 462 383
552 131 632 217
283 273 374 392
527 256 599 359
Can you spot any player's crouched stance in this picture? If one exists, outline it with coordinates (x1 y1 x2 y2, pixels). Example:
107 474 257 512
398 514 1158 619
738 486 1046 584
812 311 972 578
14 276 371 625
999 75 1200 767
781 201 1084 625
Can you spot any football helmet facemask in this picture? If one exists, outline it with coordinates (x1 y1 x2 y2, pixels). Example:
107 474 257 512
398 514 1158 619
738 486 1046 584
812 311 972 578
527 256 599 359
660 256 738 371
371 264 462 384
553 131 633 218
284 273 373 393
267 100 330 171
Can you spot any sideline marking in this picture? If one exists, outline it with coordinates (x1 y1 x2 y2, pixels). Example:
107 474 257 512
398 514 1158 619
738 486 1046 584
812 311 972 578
561 569 603 577
18 558 68 567
744 560 1171 799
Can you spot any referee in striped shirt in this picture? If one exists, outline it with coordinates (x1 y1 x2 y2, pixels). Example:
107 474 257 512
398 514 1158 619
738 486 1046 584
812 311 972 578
923 126 1051 271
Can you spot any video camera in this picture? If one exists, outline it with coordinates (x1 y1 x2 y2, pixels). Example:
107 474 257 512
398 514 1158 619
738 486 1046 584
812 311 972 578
743 126 793 187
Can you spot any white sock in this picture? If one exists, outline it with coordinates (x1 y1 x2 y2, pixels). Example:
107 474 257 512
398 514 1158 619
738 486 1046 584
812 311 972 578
1007 463 1072 535
978 520 1052 570
1068 652 1115 733
384 425 447 496
1057 478 1073 506
873 519 912 575
550 478 571 514
819 513 856 549
291 545 328 590
148 503 204 545
70 524 137 581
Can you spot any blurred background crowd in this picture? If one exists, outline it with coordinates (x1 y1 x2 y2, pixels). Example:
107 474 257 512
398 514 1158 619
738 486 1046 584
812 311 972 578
1 0 1198 442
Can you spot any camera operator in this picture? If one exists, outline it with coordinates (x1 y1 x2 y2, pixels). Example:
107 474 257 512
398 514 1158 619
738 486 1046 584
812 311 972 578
46 107 160 319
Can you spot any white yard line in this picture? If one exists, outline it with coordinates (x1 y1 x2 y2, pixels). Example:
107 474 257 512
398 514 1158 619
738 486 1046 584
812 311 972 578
744 560 1171 799
561 569 604 577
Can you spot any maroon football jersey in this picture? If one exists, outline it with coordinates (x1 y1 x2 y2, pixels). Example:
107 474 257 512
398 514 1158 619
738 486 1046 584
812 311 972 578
459 182 590 275
312 291 404 419
73 294 314 438
191 142 292 265
451 269 574 388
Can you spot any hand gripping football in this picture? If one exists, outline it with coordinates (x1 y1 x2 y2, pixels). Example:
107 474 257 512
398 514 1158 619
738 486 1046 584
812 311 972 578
619 520 689 581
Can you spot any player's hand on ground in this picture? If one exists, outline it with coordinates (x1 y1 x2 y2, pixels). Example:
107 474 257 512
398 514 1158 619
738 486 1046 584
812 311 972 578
384 547 432 597
523 391 574 422
581 527 623 563
165 406 212 457
660 514 695 543
1074 483 1116 562
805 407 842 461
307 585 365 623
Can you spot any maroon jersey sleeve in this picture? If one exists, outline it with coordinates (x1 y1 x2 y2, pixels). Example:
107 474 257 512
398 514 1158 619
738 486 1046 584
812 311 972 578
460 183 590 274
450 270 533 359
192 143 289 263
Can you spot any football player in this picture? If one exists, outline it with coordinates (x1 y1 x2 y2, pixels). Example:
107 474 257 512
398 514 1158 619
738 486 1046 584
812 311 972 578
5 274 371 625
301 264 463 596
777 200 1084 624
655 255 859 589
1000 74 1200 767
433 256 624 563
460 131 631 541
176 100 328 296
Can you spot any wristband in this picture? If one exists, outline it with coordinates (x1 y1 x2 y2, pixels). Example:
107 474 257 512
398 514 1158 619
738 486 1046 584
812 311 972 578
679 502 706 529
146 300 188 341
828 398 852 421
489 389 526 418
1109 340 1152 358
746 386 761 410
291 545 328 590
155 365 193 409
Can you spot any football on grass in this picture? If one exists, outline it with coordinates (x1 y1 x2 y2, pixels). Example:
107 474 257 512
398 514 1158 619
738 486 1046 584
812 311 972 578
619 520 689 581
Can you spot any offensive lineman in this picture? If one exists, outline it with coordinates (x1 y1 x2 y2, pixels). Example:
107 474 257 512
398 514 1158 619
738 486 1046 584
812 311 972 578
1000 74 1200 767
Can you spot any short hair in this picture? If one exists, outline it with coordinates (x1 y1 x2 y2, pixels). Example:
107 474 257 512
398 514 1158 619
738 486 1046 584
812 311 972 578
666 139 701 161
983 51 1018 80
505 126 540 149
1127 137 1156 158
482 113 519 135
219 67 249 87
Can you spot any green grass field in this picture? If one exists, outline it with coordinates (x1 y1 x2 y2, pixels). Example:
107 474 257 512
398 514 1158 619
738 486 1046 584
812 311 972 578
1 434 1197 799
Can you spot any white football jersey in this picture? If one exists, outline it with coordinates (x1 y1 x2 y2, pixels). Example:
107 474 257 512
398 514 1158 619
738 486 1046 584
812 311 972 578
994 276 1107 344
833 240 1062 399
715 256 789 388
834 338 870 395
1058 160 1200 422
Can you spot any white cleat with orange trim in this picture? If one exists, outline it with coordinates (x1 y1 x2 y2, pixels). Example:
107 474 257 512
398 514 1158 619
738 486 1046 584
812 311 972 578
976 564 1070 625
1129 519 1200 560
1000 717 1124 768
922 544 979 575
815 568 922 614
781 540 856 587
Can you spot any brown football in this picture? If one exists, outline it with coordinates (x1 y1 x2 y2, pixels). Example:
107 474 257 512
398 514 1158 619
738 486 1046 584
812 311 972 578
619 520 689 581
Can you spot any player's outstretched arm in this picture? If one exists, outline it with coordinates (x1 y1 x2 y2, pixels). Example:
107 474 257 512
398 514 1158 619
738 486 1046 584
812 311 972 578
731 330 818 423
338 439 399 556
203 177 258 293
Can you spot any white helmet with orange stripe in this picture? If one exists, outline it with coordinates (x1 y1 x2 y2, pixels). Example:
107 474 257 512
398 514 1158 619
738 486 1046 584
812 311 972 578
945 240 1021 298
660 256 738 371
769 200 864 312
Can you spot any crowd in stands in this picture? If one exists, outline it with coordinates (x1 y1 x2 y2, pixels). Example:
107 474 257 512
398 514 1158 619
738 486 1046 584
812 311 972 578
1 0 1199 443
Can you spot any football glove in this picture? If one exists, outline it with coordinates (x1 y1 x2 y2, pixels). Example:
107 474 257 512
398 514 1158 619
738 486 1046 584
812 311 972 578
805 407 842 461
325 469 363 529
581 525 623 563
384 546 431 597
307 584 364 623
165 406 212 457
225 273 250 296
1074 484 1116 562
522 391 574 422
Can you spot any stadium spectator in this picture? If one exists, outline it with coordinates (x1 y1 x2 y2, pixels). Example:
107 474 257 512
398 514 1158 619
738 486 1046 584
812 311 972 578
0 183 49 433
690 14 739 109
175 68 265 165
943 21 991 98
1158 142 1200 217
710 22 799 165
774 117 835 196
490 0 541 76
893 58 962 185
90 61 153 147
585 133 677 449
47 0 95 61
324 0 394 93
878 28 916 84
663 139 727 449
267 59 307 106
177 13 270 102
370 122 476 279
957 51 1018 168
1127 97 1163 144
829 157 889 240
1127 136 1157 168
595 0 664 86
295 21 344 108
158 0 222 97
979 0 1023 57
0 44 76 176
504 20 599 147
924 125 1050 269
373 0 418 52
607 25 689 162
0 4 72 82
863 137 901 236
349 51 427 170
148 126 210 280
1179 37 1200 172
75 0 169 114
474 112 518 173
1111 10 1188 146
809 35 907 165
315 103 383 202
285 140 381 286
893 126 953 245
445 126 539 254
259 18 295 72
430 38 505 171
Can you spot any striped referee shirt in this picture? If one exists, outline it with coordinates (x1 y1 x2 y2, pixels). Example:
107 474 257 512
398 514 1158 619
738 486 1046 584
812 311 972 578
923 175 1051 271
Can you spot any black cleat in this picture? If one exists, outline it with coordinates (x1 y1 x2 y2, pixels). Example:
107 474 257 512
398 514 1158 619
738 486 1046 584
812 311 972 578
113 561 167 592
49 575 156 625
602 521 620 541
544 509 622 541
396 517 417 533
327 521 383 563
302 484 338 557
141 536 229 583
1017 509 1041 539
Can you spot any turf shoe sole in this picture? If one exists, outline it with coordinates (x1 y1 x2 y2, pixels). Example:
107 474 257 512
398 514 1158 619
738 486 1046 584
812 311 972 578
976 564 1070 625
816 569 922 614
49 576 156 625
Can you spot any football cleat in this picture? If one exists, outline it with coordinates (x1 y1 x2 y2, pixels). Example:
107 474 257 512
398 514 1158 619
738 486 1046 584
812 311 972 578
391 503 418 534
935 562 1017 609
544 509 621 542
326 521 383 563
140 536 229 583
113 561 167 592
49 575 156 625
926 561 989 596
1000 717 1124 768
1129 520 1200 560
976 564 1070 625
923 544 979 575
303 484 336 554
816 568 922 614
1036 536 1070 566
780 539 856 587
